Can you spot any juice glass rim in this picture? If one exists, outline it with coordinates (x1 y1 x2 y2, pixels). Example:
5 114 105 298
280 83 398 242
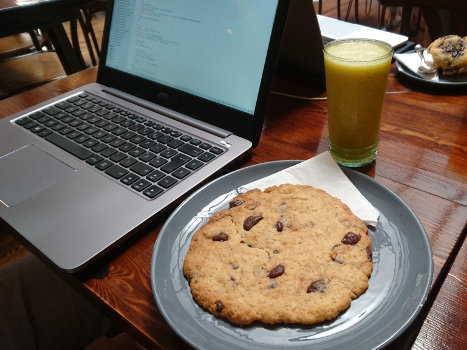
323 38 393 62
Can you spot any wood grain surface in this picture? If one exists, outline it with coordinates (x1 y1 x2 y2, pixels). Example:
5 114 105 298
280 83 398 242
0 65 465 350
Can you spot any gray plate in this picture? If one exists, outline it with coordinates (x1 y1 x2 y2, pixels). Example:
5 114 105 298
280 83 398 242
151 160 433 350
395 57 467 87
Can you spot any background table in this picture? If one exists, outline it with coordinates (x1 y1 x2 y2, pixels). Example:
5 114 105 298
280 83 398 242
0 65 465 349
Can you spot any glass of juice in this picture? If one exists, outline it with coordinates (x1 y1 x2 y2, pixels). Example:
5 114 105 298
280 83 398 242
323 39 393 167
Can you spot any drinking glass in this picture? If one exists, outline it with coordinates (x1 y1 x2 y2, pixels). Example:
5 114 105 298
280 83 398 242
324 39 393 167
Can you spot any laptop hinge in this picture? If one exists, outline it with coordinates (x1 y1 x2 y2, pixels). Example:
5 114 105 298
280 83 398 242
102 87 232 139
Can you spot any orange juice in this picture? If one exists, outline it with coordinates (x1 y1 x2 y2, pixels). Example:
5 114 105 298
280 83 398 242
324 39 392 167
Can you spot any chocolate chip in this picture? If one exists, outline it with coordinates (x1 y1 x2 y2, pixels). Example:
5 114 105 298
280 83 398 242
332 255 343 264
243 215 263 231
229 200 242 208
341 232 361 245
276 221 283 232
268 264 285 278
212 232 229 241
307 279 326 293
273 249 280 254
215 300 224 313
366 248 373 261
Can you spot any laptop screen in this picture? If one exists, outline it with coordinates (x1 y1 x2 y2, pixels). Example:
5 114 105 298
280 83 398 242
105 0 279 116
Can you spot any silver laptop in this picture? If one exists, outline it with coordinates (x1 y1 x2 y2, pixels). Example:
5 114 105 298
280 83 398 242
318 14 408 48
0 0 290 272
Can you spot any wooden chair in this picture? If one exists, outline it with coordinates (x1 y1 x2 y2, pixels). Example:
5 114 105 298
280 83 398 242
318 0 342 20
76 0 107 66
318 0 372 23
378 0 467 40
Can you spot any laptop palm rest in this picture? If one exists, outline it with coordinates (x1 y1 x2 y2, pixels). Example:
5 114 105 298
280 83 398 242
0 145 74 207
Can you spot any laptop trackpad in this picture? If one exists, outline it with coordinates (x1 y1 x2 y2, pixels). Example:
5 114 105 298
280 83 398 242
0 145 75 207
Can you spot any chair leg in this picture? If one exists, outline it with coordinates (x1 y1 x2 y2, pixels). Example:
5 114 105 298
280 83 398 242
379 5 387 29
355 0 359 23
84 9 101 57
345 0 353 21
77 9 97 66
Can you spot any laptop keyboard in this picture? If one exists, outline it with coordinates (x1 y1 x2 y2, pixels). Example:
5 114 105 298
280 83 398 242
14 92 225 199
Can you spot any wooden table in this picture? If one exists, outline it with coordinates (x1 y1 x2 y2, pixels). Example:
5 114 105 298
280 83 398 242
0 66 466 349
0 0 87 74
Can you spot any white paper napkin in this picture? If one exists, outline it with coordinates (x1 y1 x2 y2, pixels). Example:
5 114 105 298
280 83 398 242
394 51 439 81
239 151 379 226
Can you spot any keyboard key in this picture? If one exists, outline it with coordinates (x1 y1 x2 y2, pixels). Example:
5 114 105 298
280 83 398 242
157 135 173 144
147 170 165 182
110 152 127 163
109 138 126 148
160 149 177 158
210 147 224 155
179 143 203 157
199 142 212 150
105 165 129 179
167 139 184 149
172 167 191 179
37 129 53 137
139 140 156 149
121 130 137 140
92 143 108 153
121 173 139 185
143 185 164 199
130 135 145 144
59 127 73 135
129 147 145 157
131 179 151 191
95 159 113 171
55 101 73 110
30 126 45 134
24 121 38 129
198 152 216 162
28 111 45 120
149 144 166 153
120 157 137 168
86 154 104 165
138 152 156 162
158 176 177 189
43 106 61 116
45 133 93 160
67 131 82 139
131 162 155 176
149 157 167 168
83 139 99 148
160 153 190 173
101 134 117 143
15 117 31 125
51 123 65 131
185 159 203 170
75 135 90 143
119 142 136 152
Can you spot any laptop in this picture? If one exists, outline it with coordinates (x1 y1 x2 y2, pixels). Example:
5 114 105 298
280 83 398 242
278 0 409 84
279 0 326 83
317 14 408 49
0 0 290 272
